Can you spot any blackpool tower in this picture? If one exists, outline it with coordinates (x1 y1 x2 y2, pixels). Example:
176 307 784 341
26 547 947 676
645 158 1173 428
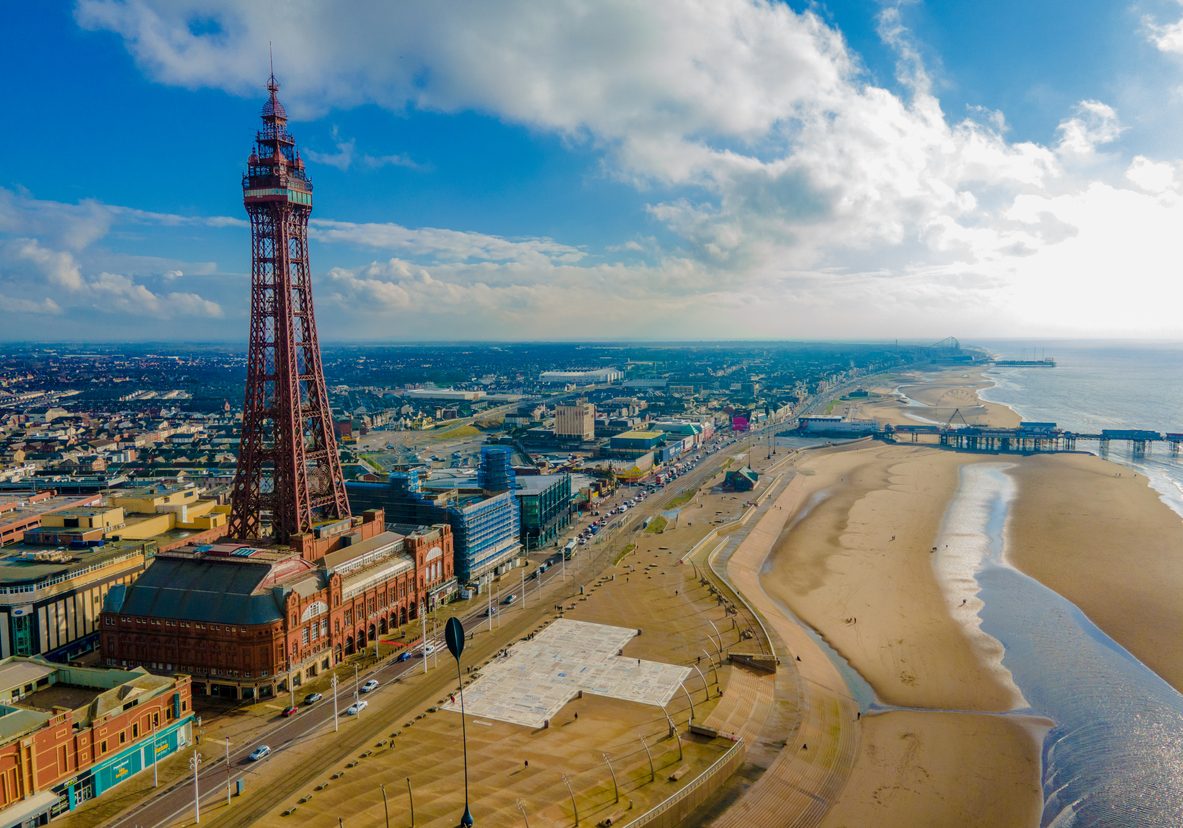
228 73 350 544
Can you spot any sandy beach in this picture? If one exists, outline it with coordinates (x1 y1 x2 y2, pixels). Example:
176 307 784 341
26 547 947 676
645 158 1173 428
726 441 1044 827
1008 452 1183 693
847 365 1020 428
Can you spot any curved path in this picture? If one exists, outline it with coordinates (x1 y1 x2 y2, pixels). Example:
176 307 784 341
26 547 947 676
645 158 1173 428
707 471 861 827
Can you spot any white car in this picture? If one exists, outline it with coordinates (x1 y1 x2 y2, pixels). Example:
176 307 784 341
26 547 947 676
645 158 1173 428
360 678 379 694
346 700 368 715
248 745 272 761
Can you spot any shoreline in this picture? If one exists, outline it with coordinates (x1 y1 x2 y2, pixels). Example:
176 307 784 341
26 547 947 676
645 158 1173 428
731 367 1183 824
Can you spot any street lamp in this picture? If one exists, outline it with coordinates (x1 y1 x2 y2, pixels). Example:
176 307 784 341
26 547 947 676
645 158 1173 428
445 617 474 827
190 751 202 823
331 674 339 733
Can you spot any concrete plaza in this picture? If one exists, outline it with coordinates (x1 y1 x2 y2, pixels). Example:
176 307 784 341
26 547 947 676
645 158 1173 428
442 618 692 728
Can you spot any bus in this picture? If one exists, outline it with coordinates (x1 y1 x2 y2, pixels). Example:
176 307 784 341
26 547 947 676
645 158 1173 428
563 539 577 560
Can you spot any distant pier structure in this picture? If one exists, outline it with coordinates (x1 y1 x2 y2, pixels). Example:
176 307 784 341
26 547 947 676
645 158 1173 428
885 421 1183 456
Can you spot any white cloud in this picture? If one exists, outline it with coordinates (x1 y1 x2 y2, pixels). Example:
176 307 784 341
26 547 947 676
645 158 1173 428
0 189 226 324
310 219 586 265
61 1 1183 338
304 127 356 171
1055 100 1123 159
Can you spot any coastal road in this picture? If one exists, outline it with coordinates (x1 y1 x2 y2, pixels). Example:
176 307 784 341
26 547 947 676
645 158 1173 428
101 422 788 828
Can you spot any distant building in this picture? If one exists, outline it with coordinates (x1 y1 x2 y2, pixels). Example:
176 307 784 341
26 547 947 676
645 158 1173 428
554 401 596 441
0 492 102 546
539 368 622 385
608 430 665 458
0 537 153 662
402 388 486 402
0 658 193 825
101 513 455 699
514 474 573 550
347 464 520 586
722 467 759 492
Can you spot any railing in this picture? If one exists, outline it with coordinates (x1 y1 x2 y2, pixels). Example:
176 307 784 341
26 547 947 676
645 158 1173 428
622 738 746 828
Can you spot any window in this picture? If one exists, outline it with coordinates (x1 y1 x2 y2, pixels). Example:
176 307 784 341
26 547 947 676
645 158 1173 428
100 740 107 754
132 723 139 738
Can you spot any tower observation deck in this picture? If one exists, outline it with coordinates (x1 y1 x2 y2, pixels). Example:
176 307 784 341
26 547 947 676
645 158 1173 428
228 73 350 545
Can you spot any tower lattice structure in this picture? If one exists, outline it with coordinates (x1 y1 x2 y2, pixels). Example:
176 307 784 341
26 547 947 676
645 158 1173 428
228 73 350 545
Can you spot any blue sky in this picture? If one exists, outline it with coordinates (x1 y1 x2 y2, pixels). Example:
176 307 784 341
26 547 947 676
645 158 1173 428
5 1 1183 341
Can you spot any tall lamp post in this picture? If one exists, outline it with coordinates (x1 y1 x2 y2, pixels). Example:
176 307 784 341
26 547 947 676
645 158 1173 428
190 751 202 823
445 617 474 827
331 674 339 733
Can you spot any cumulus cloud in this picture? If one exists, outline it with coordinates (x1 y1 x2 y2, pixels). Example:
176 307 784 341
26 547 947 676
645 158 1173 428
0 189 225 325
62 0 1183 338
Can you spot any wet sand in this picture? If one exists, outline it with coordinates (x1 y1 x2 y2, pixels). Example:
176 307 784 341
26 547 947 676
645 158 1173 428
1008 452 1183 694
748 364 1183 826
752 442 1043 827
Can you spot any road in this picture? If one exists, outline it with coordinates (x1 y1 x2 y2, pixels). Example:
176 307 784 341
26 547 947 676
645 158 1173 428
103 426 766 828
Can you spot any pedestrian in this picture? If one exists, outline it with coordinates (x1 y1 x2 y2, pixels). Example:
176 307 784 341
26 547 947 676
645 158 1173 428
524 759 529 769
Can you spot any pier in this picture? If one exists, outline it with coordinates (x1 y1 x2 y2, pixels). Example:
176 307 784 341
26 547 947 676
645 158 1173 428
883 422 1183 456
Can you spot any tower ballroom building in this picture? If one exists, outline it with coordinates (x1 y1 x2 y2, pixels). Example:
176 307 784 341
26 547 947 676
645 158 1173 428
101 75 456 699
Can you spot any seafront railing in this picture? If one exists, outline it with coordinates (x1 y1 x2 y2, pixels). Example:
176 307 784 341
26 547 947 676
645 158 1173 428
621 737 746 828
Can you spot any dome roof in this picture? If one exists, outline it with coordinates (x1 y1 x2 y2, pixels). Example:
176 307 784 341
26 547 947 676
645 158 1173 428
262 74 286 119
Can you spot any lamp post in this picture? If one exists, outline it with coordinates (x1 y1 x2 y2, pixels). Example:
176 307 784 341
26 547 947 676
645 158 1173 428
706 619 725 655
561 772 579 826
602 753 619 804
353 663 360 717
420 601 429 675
516 799 529 828
380 782 390 828
190 751 202 823
407 777 415 828
445 617 474 827
151 714 159 788
331 674 339 733
224 738 231 806
640 736 655 783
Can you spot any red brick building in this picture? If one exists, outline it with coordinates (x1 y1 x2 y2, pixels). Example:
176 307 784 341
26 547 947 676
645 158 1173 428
0 658 193 825
100 509 456 699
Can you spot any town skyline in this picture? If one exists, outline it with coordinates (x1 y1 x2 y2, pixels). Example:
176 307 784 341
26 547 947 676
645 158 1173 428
6 2 1183 342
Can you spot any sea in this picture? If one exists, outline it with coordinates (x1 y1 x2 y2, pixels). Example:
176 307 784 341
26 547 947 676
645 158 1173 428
978 340 1183 519
972 342 1183 825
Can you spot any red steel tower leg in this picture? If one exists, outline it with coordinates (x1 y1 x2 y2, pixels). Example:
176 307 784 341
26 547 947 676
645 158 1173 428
228 73 350 545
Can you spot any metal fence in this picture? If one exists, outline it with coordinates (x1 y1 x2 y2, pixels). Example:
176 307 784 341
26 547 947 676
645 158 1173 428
621 737 746 828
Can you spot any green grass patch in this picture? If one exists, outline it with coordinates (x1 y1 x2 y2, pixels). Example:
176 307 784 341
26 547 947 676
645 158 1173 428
613 543 637 565
665 489 696 508
423 423 482 442
645 516 668 534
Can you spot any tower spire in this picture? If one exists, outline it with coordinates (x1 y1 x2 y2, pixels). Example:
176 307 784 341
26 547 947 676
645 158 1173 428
229 71 350 550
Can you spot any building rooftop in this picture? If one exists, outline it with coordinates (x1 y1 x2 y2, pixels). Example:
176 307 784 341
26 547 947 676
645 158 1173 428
104 556 287 625
0 541 148 589
513 474 569 495
612 430 665 440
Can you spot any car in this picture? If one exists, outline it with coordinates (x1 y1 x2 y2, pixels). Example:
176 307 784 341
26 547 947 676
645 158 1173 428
281 705 299 717
397 650 412 662
501 593 517 605
421 643 437 656
248 745 272 762
483 606 498 617
361 678 379 693
303 692 323 705
346 701 368 715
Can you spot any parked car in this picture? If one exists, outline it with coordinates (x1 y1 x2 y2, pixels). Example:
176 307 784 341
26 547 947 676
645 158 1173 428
281 705 299 717
248 745 272 761
303 692 323 705
346 700 368 715
361 679 379 694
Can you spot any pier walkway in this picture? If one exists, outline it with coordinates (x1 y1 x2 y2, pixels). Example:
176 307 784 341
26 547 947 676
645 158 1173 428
885 422 1183 456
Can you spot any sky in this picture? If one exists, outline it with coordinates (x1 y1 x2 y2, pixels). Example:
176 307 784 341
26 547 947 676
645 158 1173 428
5 1 1183 342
